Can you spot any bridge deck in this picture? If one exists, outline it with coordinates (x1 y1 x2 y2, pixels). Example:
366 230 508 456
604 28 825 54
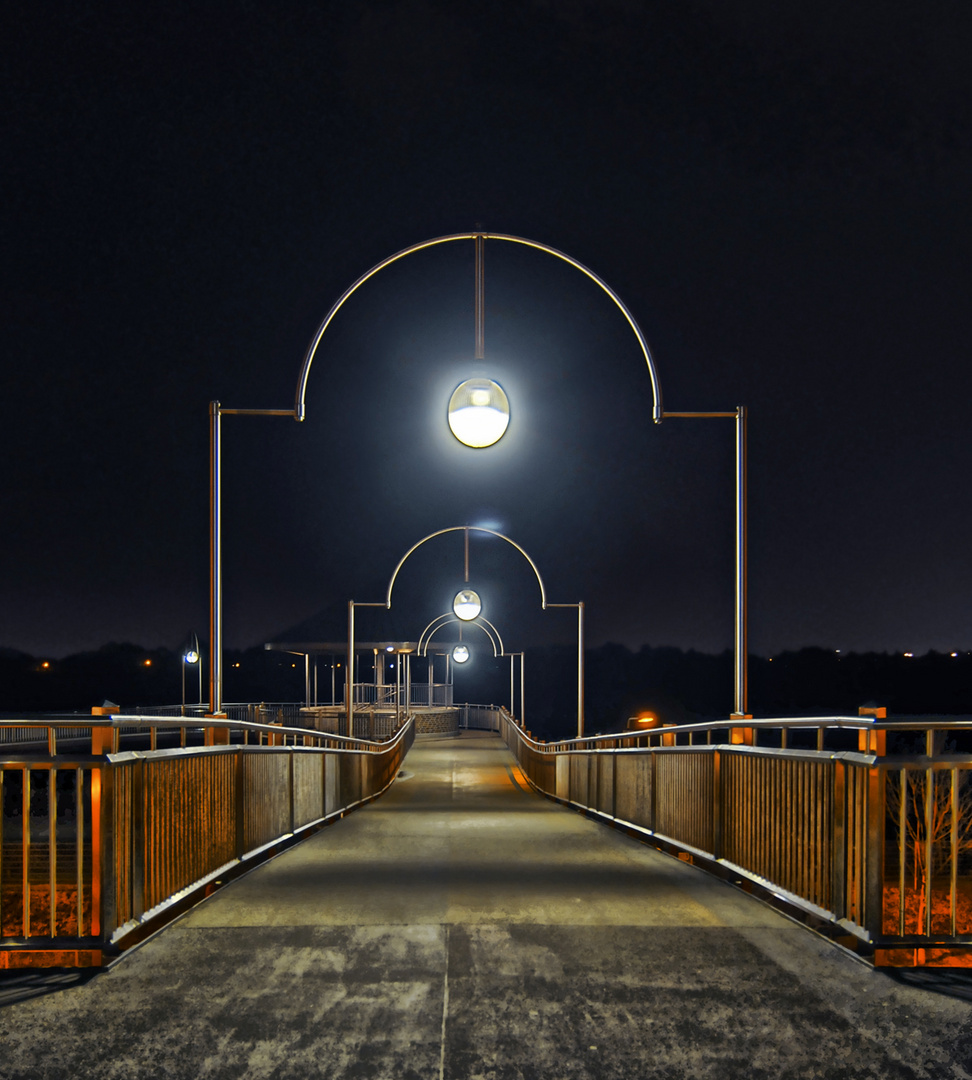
1 733 970 1078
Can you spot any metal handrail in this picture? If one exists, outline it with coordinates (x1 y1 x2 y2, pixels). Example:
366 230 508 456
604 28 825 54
499 711 972 969
0 715 416 967
0 713 405 753
539 715 972 753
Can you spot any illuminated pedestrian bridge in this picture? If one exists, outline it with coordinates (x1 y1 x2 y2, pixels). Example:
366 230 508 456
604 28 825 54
1 708 971 1075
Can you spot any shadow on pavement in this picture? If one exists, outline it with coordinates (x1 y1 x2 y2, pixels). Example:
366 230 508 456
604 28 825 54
884 966 972 1003
0 968 100 1008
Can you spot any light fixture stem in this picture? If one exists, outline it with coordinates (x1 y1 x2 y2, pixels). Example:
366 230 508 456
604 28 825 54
464 527 470 583
474 234 485 359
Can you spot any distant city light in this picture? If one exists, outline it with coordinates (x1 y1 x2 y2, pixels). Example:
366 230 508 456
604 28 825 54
952 652 959 658
41 661 49 669
452 645 470 664
184 649 199 664
447 378 510 448
142 659 152 667
903 652 914 658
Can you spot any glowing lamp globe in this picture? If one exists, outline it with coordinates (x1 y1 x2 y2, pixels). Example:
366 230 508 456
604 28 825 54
448 378 510 448
452 589 482 621
452 645 470 664
184 649 200 665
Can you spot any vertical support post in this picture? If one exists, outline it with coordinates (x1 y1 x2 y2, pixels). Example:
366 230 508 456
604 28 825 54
48 767 57 938
304 654 310 709
923 761 934 937
951 767 959 936
22 768 30 938
474 234 485 360
577 602 585 739
131 758 145 921
520 652 525 727
864 761 886 944
510 655 515 717
734 405 748 718
346 602 355 739
712 749 722 860
235 748 246 858
209 401 224 717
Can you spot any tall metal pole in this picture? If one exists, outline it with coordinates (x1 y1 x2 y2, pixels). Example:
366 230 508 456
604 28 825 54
735 405 749 717
208 402 223 716
209 404 295 719
546 603 584 736
346 601 354 738
662 409 749 718
474 234 485 360
577 602 585 738
520 652 525 728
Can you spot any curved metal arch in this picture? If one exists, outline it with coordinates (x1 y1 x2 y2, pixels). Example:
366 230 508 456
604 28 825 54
417 613 505 658
294 232 663 423
385 526 547 610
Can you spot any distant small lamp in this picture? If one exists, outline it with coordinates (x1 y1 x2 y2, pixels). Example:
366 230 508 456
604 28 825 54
452 589 482 621
181 632 202 714
448 378 510 448
452 645 470 664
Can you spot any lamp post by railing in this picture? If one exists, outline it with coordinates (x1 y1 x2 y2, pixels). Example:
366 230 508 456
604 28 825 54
504 650 525 726
661 407 748 718
181 631 201 716
545 602 585 737
207 232 748 721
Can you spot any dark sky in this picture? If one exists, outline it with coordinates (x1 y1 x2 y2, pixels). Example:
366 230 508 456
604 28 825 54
2 1 971 661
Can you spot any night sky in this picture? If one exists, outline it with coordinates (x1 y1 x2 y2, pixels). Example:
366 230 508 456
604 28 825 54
3 2 971 666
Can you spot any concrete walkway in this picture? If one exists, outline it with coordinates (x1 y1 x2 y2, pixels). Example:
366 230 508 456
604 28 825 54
1 733 972 1078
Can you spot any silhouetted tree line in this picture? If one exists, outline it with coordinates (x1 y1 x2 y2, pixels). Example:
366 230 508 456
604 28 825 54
0 643 307 714
1 642 969 744
523 644 972 741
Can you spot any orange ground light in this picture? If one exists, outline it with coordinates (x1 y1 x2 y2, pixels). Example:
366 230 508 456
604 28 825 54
0 886 92 940
881 882 972 966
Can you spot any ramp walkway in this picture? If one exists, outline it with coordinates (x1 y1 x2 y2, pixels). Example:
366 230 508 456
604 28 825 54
1 733 970 1078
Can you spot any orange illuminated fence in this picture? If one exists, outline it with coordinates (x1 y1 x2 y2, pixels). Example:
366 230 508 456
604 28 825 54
500 710 972 969
0 713 413 968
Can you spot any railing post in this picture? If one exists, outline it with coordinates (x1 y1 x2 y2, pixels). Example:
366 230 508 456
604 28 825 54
729 724 754 746
132 758 145 921
205 722 231 746
650 749 658 834
864 761 886 944
235 748 246 858
712 749 722 860
289 749 296 836
91 703 119 755
832 760 847 920
91 762 116 948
